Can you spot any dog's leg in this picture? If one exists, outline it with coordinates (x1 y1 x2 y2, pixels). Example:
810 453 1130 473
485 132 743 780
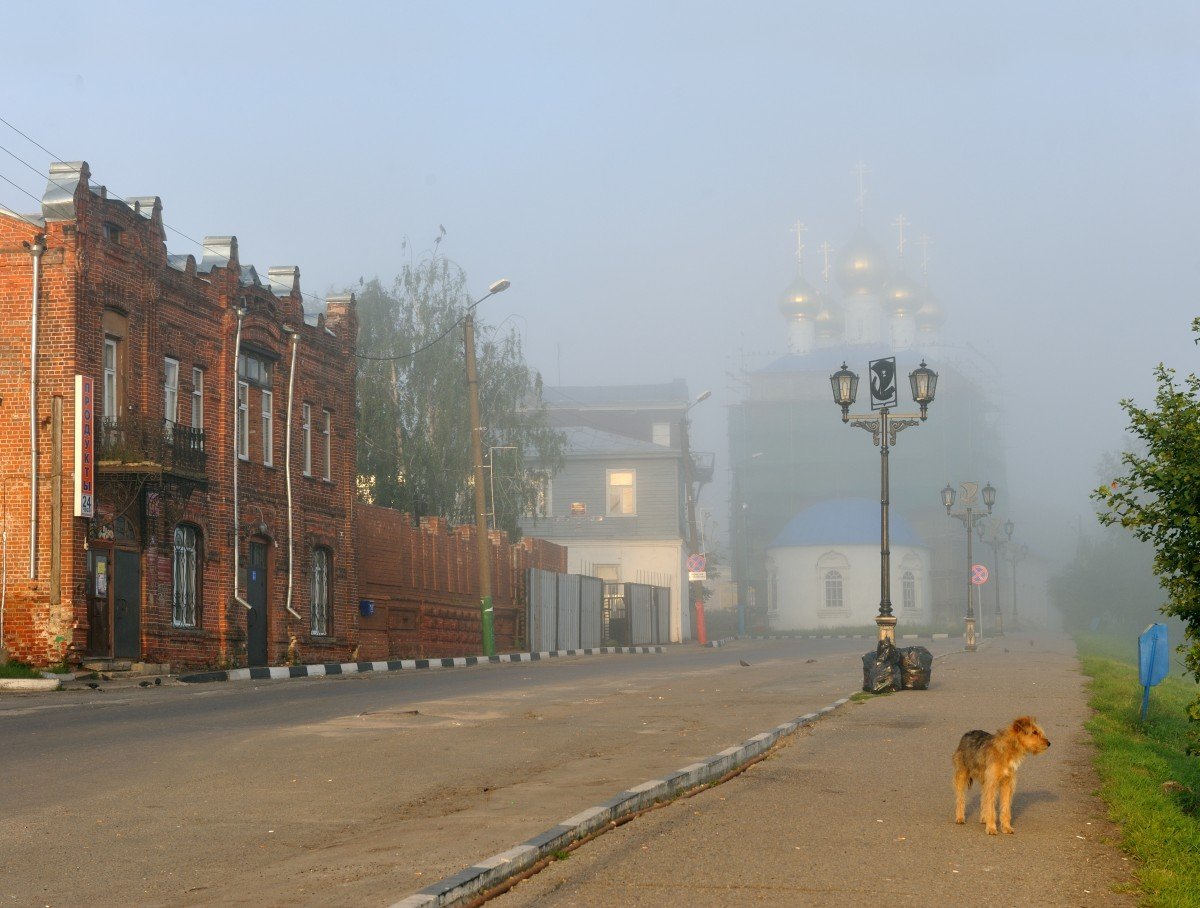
953 765 970 824
999 773 1016 834
981 769 999 835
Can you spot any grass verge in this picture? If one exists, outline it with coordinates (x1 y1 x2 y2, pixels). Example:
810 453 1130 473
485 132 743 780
1076 632 1200 907
0 660 43 680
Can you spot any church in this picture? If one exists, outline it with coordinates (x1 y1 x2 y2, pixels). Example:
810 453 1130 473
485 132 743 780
729 173 1007 632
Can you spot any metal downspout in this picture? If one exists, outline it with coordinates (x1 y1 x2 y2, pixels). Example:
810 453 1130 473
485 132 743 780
28 237 44 579
232 309 251 611
283 328 301 619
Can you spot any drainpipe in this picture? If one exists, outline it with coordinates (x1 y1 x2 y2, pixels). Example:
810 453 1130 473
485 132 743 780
28 236 45 579
282 326 301 619
231 309 251 611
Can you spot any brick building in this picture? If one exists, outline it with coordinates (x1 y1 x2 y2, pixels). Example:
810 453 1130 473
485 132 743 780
0 161 358 670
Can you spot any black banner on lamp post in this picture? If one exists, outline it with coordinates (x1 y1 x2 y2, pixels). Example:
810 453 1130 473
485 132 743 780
869 357 898 410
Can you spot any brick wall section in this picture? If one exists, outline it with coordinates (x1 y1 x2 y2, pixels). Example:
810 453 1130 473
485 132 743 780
0 163 358 669
355 503 567 659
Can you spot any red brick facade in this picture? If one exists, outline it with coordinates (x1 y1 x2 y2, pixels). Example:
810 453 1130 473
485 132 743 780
0 162 358 670
355 504 567 659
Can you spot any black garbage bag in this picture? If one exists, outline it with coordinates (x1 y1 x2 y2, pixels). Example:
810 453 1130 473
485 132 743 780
861 639 901 693
899 645 933 690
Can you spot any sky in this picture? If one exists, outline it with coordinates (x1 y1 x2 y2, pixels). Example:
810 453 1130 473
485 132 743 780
4 1 1199 561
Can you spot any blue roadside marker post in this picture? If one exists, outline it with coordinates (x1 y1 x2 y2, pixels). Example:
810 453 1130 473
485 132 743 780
1138 622 1170 722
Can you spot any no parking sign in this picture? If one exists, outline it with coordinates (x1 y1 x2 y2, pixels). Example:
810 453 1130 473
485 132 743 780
970 564 989 585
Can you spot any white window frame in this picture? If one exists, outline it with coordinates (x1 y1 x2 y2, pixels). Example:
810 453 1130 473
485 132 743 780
262 390 274 466
237 381 249 460
191 367 204 431
606 469 636 516
311 547 330 635
322 409 331 481
172 524 199 628
164 357 179 429
103 338 118 422
824 570 845 610
302 403 312 476
652 421 670 446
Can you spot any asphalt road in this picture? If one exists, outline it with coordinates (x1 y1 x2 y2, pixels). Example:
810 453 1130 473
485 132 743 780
1 636 906 906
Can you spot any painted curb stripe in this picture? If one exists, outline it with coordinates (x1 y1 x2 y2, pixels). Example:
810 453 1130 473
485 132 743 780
178 646 666 684
395 693 855 907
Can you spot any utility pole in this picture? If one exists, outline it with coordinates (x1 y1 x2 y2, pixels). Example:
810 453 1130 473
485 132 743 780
680 390 711 642
464 279 509 657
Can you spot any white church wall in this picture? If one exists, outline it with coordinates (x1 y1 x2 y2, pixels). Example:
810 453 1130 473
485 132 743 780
767 543 931 631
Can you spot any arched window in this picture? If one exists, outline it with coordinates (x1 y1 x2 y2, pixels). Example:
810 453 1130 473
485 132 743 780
903 571 917 611
172 524 201 627
311 547 331 636
824 570 844 610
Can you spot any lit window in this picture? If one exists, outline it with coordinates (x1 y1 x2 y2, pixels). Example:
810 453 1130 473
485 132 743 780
262 390 274 466
172 525 200 627
237 382 249 460
322 409 331 481
302 404 312 476
311 547 331 635
824 570 844 610
163 358 179 430
607 470 636 515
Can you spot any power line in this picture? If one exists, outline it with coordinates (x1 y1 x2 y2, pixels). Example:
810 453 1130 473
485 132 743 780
0 116 335 310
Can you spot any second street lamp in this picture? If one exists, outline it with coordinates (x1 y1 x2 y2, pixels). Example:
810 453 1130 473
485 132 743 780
830 358 938 644
942 480 996 651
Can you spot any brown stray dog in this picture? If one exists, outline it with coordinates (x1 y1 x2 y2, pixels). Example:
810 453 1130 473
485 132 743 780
953 716 1051 835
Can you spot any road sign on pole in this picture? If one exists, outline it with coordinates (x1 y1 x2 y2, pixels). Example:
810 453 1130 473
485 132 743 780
686 553 706 573
970 564 989 585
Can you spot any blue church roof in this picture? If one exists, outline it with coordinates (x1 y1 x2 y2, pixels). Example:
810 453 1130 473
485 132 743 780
770 498 925 548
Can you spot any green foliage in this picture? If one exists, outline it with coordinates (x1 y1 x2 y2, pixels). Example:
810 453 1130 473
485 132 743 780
1047 524 1164 634
0 660 42 679
1093 317 1200 751
355 240 564 537
1077 634 1200 903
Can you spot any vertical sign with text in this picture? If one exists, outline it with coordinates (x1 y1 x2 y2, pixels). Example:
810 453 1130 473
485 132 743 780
74 375 94 518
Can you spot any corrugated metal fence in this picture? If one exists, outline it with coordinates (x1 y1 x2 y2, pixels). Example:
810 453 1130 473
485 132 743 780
527 569 670 648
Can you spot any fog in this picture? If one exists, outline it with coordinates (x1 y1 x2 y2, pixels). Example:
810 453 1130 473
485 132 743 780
5 1 1198 564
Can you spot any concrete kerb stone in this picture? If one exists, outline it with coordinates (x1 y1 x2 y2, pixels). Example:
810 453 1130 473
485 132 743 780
177 646 665 684
389 693 856 908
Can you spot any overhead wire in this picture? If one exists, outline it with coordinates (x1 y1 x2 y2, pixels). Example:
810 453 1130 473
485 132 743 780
0 114 488 362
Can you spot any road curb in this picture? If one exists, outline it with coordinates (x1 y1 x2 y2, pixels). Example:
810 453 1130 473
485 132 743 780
390 693 854 907
177 646 664 684
0 677 61 692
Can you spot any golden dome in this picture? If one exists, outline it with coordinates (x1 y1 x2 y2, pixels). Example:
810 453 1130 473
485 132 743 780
883 271 923 317
779 274 822 319
916 291 946 331
836 228 888 295
815 298 844 338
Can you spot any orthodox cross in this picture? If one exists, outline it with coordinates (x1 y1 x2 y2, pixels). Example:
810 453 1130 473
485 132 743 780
853 161 871 216
892 214 910 258
917 233 933 280
791 220 807 274
819 241 833 284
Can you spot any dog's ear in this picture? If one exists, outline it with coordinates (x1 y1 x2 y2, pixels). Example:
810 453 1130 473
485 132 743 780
1011 716 1036 734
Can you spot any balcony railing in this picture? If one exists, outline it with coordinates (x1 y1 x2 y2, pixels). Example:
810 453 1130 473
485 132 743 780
98 414 207 479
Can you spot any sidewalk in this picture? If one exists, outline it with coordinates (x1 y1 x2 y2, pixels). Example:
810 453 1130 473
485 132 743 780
487 632 1137 906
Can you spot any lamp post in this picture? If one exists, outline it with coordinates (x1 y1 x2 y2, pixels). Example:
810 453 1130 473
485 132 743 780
941 481 995 651
983 519 1007 637
681 390 712 642
831 358 938 644
465 278 510 657
1004 523 1026 631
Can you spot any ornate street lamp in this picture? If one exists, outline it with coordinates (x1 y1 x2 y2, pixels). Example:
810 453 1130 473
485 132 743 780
830 357 938 644
942 481 995 651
